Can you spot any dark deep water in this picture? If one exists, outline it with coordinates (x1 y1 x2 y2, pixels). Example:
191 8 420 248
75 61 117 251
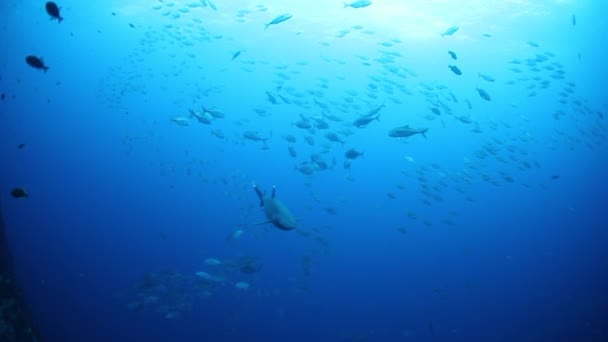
1 1 607 341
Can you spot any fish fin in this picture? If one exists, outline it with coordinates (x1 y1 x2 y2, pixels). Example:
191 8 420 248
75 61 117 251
422 129 428 139
264 23 269 30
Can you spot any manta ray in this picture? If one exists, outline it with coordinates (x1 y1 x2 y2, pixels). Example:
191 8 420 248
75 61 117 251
253 184 297 231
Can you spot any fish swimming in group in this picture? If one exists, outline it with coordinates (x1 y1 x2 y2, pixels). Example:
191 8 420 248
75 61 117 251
243 131 269 145
25 56 49 72
352 114 381 128
441 25 459 37
211 129 224 139
253 185 297 231
448 65 462 75
344 148 364 160
478 73 495 82
202 106 224 119
266 91 278 104
284 134 296 143
344 0 372 8
324 132 345 145
363 102 385 117
476 88 492 101
172 117 190 126
264 13 292 30
45 2 63 23
388 125 429 139
448 50 458 60
204 258 222 266
188 109 212 124
231 50 242 61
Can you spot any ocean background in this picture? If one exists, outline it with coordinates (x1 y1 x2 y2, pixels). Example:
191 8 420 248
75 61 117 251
1 0 607 340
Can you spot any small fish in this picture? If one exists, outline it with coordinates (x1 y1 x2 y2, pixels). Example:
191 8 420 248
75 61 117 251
172 117 190 126
344 148 364 160
448 65 462 75
278 94 291 104
204 258 222 266
448 50 457 60
129 23 136 28
211 129 224 139
25 56 49 72
1 93 5 100
363 102 385 117
478 73 495 82
482 33 492 38
431 108 441 115
288 145 297 158
476 88 491 101
324 132 345 145
344 0 372 8
202 106 224 119
235 281 250 290
226 229 244 241
352 114 380 128
266 91 277 104
441 25 459 37
572 14 576 26
45 2 63 23
527 41 540 48
207 0 217 11
284 134 296 143
231 50 242 61
188 109 212 124
10 187 28 198
304 135 315 146
243 131 269 144
388 125 428 139
265 13 292 30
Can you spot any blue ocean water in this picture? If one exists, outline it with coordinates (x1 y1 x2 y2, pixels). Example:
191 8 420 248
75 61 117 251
1 0 607 340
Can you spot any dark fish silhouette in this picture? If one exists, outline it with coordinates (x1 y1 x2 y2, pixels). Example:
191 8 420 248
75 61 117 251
45 2 63 23
10 188 28 199
25 56 49 72
448 65 462 75
476 87 492 101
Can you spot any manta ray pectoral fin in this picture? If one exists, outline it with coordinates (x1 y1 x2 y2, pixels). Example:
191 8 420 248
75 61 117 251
253 184 264 204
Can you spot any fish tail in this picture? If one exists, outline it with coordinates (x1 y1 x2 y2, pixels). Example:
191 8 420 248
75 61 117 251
344 3 348 8
264 23 269 30
422 129 428 139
